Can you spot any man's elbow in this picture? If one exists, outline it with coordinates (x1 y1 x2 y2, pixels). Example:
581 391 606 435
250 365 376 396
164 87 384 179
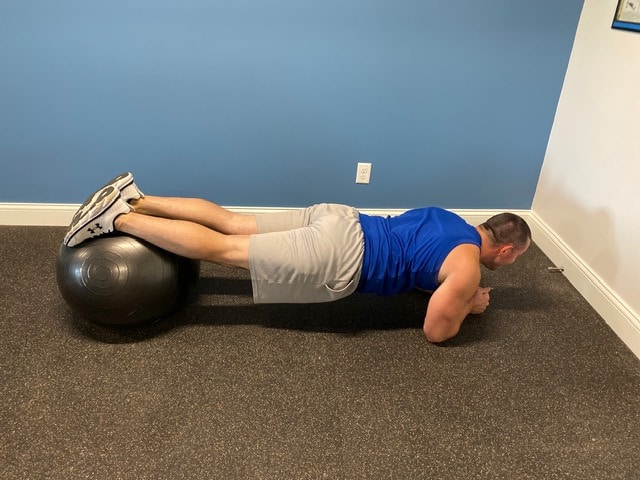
423 324 458 344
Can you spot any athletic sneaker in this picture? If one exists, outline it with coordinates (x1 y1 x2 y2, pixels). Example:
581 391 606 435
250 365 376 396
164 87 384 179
67 172 143 233
109 172 144 202
64 185 133 247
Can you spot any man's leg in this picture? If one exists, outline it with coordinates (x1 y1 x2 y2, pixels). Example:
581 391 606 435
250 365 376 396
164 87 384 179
130 196 258 235
114 212 251 269
64 187 251 267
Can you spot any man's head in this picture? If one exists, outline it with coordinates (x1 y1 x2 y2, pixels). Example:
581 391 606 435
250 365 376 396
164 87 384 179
478 213 531 270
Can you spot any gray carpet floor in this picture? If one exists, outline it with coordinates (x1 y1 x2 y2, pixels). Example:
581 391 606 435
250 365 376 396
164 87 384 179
2 225 640 479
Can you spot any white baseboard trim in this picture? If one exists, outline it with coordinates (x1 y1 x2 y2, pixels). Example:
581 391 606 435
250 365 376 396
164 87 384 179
528 211 640 359
2 203 638 359
0 203 508 227
0 203 79 226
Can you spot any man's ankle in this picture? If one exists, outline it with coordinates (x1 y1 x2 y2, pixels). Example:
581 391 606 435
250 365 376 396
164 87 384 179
114 213 127 231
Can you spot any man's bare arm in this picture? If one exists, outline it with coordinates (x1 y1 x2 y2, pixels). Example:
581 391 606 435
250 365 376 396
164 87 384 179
422 244 488 343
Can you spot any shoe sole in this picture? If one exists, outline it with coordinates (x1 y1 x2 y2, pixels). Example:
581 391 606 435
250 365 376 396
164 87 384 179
65 185 121 246
68 173 134 230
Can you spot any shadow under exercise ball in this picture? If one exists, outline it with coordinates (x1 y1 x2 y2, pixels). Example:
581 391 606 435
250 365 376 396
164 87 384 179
56 235 200 326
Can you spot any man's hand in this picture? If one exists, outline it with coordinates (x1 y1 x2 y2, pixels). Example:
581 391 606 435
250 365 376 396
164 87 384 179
468 287 492 314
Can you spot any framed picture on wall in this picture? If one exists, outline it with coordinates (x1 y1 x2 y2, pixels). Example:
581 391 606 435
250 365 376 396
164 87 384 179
612 0 640 32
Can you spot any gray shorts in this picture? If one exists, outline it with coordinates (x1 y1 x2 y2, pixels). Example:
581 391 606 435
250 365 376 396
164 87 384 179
249 203 364 304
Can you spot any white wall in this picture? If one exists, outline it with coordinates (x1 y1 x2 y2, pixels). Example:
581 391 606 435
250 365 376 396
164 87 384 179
533 0 640 354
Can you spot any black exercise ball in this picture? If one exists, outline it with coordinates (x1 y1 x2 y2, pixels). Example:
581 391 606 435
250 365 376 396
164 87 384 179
56 235 200 326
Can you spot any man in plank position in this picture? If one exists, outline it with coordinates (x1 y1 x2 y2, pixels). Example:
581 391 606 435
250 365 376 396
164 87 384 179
64 173 531 343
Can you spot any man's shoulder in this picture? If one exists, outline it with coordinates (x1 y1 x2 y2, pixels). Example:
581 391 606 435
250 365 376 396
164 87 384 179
444 243 481 265
437 243 481 285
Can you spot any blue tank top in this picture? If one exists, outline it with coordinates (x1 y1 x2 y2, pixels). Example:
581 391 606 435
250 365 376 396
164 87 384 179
357 207 481 295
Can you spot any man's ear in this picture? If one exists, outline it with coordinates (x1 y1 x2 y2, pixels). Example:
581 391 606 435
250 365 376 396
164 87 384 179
498 245 514 256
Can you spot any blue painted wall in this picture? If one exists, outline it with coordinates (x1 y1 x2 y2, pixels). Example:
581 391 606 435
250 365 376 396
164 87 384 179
0 0 583 209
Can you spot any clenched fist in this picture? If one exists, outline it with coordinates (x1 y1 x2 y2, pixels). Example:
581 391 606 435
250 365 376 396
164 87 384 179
469 287 492 314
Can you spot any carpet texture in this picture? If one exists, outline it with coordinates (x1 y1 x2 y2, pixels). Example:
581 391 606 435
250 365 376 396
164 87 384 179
2 226 640 479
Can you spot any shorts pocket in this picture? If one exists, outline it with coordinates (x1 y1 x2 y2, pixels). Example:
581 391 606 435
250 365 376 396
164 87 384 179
325 279 354 294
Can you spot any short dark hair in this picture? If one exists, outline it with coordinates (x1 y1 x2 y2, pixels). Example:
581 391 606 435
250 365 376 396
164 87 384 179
480 213 531 248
